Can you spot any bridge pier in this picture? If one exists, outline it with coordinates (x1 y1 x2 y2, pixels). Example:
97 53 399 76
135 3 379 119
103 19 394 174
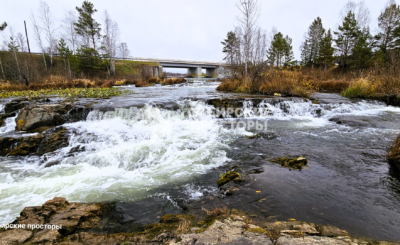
187 66 201 78
206 67 219 78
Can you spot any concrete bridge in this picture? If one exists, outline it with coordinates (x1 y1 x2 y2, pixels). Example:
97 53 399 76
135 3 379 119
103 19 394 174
129 57 222 78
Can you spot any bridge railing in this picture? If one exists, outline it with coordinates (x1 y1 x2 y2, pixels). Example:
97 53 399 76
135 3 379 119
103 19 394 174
15 52 225 66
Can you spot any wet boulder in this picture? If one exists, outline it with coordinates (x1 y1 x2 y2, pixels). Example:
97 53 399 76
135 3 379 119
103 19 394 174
4 98 29 114
15 104 73 131
269 156 308 170
0 134 44 156
36 127 69 155
388 133 400 173
217 171 241 187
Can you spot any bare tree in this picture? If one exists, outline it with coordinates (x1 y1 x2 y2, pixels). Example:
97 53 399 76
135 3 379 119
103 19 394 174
102 11 120 75
339 0 371 30
31 12 47 71
118 42 130 59
16 32 27 52
61 9 78 54
38 0 56 66
235 0 261 76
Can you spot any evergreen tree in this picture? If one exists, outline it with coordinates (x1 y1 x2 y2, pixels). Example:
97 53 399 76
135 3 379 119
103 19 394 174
318 29 335 71
375 2 400 52
58 39 71 58
221 31 238 64
7 36 19 52
352 30 372 69
267 32 286 67
283 35 295 66
300 40 310 66
74 1 101 51
300 17 325 68
334 11 360 73
0 22 7 31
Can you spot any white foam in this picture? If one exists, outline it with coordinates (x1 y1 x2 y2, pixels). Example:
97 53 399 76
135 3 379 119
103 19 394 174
0 115 17 135
0 100 246 225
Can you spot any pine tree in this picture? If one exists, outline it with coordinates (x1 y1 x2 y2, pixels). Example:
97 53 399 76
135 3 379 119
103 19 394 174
74 1 101 51
221 31 238 64
283 35 295 66
300 40 310 66
267 32 285 67
334 11 360 73
0 22 7 31
352 30 372 69
375 2 400 52
300 17 325 68
318 29 335 71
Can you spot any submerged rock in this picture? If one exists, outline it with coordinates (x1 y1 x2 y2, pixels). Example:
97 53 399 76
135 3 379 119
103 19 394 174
269 156 308 170
15 104 73 131
217 171 240 187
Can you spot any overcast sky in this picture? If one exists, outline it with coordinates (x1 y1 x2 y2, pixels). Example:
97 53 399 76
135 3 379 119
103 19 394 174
0 0 390 70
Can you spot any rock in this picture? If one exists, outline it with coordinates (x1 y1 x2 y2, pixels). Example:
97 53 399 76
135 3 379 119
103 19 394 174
43 160 62 168
30 229 61 244
269 156 308 170
276 236 348 245
317 225 349 237
217 171 240 187
177 219 272 245
388 133 400 174
15 104 73 131
0 229 33 244
36 127 69 155
61 232 128 245
4 98 29 114
3 134 44 156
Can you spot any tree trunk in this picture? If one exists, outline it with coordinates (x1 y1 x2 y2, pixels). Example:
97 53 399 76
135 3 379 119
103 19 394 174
42 52 47 71
13 51 22 80
0 57 5 80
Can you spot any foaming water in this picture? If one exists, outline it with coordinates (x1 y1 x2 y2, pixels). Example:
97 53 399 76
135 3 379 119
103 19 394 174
240 99 400 128
0 100 246 224
0 115 17 135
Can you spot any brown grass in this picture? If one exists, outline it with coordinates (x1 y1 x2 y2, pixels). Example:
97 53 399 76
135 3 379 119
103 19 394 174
203 206 230 218
161 78 186 86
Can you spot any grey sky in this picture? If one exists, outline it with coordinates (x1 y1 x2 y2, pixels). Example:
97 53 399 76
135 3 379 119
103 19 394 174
0 0 389 67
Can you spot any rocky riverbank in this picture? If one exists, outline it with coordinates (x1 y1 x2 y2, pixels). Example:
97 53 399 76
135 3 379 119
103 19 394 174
0 197 399 245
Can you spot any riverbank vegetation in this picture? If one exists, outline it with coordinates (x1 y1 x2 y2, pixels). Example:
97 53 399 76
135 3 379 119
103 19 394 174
219 0 400 100
0 1 186 93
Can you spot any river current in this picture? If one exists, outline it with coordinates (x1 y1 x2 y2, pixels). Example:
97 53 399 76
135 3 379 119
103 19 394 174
0 81 400 240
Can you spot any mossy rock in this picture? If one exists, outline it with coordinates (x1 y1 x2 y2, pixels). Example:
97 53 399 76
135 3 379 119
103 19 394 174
217 171 240 187
269 156 308 170
312 100 320 104
248 134 261 139
7 134 44 156
160 214 195 224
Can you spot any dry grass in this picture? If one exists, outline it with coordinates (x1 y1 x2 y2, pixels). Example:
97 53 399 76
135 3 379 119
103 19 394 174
202 206 230 218
161 78 186 86
217 68 317 97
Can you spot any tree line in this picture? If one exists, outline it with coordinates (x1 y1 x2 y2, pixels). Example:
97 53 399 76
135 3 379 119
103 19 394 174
0 0 131 83
222 0 400 76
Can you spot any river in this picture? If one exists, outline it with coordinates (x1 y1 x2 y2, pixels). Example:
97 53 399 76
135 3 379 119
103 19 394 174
0 81 399 240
